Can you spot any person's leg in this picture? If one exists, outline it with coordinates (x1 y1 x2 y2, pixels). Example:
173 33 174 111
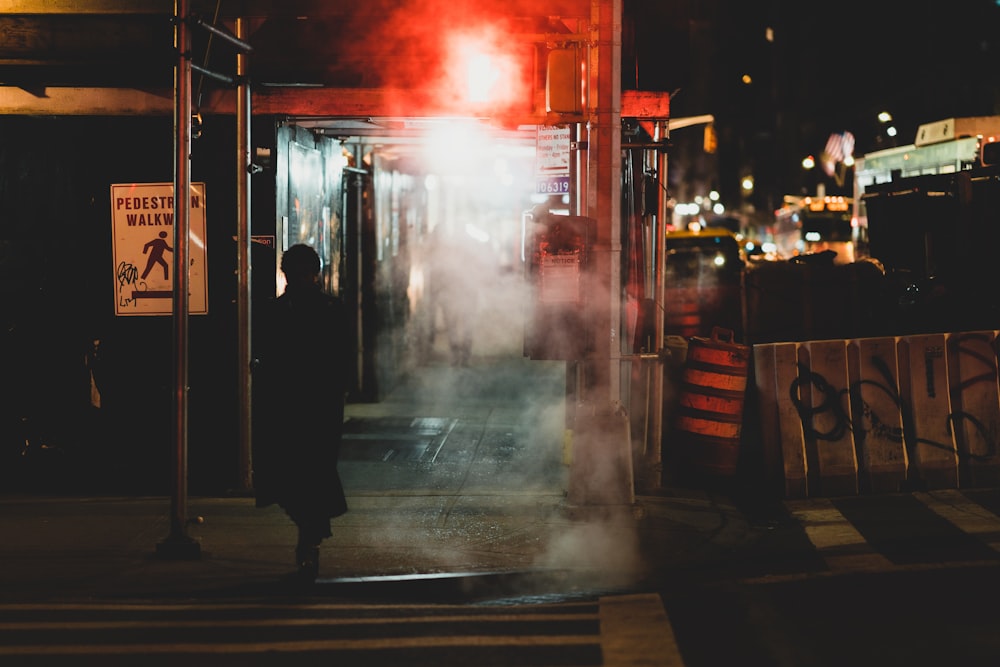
293 513 331 579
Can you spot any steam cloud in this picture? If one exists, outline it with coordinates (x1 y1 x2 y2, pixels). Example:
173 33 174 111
327 0 643 592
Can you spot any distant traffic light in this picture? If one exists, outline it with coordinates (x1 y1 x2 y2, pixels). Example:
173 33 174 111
703 123 717 154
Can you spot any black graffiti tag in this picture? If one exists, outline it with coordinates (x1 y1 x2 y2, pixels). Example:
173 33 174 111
789 362 851 442
788 347 998 465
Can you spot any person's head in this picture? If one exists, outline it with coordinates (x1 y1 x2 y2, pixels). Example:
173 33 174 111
280 244 321 291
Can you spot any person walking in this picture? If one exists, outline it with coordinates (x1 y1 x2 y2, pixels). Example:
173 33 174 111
251 243 349 581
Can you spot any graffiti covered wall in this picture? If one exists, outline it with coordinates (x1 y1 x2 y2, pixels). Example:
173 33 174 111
754 331 1000 498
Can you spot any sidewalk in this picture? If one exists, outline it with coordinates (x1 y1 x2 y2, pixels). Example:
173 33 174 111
0 489 754 603
0 359 760 603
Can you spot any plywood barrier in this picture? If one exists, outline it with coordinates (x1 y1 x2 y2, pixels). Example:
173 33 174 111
753 331 1000 497
899 333 959 489
852 337 907 494
753 342 806 498
804 340 859 497
947 331 1000 487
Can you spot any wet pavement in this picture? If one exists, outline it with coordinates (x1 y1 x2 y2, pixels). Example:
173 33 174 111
0 358 760 604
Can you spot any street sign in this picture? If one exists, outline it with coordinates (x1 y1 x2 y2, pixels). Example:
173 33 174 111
111 182 208 316
535 125 570 196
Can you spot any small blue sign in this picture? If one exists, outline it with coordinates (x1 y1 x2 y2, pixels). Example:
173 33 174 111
536 176 570 195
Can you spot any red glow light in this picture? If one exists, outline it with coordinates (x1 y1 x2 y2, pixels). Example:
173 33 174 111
449 32 525 109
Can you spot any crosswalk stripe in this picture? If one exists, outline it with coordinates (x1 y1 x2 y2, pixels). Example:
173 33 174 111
0 600 597 612
0 612 597 631
0 595 683 664
785 498 893 572
600 593 685 667
914 489 1000 553
0 634 599 656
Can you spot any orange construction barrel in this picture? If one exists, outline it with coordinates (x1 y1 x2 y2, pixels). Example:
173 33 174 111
673 326 750 478
665 297 701 339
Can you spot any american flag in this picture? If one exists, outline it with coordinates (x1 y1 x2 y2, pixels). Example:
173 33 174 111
821 131 855 177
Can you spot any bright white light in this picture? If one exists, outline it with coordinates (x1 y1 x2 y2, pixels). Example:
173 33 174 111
713 203 725 215
741 177 754 191
448 32 522 109
713 254 726 267
466 53 500 103
802 155 816 169
709 190 720 201
887 126 898 137
844 155 855 167
878 111 893 123
805 231 821 242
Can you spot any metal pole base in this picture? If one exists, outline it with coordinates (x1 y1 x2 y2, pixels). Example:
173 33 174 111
155 535 202 560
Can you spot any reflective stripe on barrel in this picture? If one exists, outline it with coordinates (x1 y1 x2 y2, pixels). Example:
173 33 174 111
674 328 750 477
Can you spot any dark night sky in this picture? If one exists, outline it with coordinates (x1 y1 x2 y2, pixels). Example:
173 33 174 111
625 0 1000 207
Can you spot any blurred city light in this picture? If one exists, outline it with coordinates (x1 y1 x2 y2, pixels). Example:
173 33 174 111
446 32 525 111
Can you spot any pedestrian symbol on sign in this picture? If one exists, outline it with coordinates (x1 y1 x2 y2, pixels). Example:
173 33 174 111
141 231 172 280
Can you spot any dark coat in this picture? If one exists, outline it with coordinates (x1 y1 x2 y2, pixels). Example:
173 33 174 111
251 285 349 521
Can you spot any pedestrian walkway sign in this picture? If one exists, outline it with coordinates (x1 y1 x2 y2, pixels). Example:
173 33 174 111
111 182 209 316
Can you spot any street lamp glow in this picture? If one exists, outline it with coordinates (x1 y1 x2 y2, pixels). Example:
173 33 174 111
878 111 893 123
465 52 500 103
802 155 816 170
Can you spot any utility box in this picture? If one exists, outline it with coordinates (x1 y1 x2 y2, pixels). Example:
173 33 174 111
524 213 596 360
